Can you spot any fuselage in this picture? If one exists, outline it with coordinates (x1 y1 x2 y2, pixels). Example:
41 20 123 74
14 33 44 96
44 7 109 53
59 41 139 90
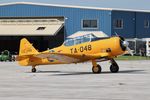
26 36 125 66
51 36 124 56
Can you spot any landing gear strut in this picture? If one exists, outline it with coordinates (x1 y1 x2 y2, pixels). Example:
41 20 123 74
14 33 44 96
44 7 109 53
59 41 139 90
32 65 37 73
92 60 102 74
110 59 119 73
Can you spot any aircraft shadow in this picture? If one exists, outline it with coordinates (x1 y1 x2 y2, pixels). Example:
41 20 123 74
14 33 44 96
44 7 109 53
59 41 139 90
52 72 93 76
26 69 145 76
51 69 145 76
26 71 61 73
117 70 145 74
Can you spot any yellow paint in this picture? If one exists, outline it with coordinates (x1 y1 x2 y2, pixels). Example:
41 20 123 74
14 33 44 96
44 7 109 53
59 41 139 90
16 36 125 67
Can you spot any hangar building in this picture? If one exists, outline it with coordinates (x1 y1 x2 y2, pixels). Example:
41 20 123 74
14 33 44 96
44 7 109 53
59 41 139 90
0 0 150 54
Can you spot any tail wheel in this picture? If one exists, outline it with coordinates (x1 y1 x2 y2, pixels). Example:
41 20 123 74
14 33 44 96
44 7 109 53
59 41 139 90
32 67 36 73
92 64 102 74
110 64 119 73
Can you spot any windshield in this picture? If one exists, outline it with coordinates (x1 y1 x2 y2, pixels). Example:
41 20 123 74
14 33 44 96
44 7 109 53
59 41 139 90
64 38 74 46
64 34 98 46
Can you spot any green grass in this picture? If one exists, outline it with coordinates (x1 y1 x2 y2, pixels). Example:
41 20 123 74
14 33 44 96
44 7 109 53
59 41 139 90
115 55 150 60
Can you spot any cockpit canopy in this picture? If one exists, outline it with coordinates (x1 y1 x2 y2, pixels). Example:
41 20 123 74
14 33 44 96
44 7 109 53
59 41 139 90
64 32 108 46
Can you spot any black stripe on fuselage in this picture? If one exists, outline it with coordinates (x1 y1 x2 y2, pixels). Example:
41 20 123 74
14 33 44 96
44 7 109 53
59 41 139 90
91 37 110 42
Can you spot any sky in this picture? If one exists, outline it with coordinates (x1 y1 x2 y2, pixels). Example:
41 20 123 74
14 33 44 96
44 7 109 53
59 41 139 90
0 0 149 10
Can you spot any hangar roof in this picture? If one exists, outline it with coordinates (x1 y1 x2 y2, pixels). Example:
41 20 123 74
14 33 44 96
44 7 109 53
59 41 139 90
0 0 150 12
0 18 64 36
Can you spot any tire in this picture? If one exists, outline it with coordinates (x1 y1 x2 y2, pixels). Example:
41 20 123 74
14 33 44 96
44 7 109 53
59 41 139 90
32 68 36 73
92 64 102 74
110 64 119 73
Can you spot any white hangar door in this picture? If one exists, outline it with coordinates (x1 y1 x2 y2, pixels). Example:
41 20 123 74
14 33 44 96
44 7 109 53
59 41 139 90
0 17 65 54
0 18 64 36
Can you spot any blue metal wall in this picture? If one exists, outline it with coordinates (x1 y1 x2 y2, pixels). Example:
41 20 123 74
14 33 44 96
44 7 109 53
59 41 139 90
112 11 150 38
111 11 136 38
0 4 150 38
0 4 112 37
136 12 150 38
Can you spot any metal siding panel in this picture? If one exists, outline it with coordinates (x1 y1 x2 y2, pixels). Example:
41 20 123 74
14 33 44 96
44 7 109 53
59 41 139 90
136 12 150 38
0 4 111 37
111 11 135 38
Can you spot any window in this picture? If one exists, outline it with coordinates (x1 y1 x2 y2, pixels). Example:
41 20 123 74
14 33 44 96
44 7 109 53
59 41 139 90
64 34 93 46
82 34 91 42
144 20 149 28
82 19 98 29
64 39 74 46
114 19 123 29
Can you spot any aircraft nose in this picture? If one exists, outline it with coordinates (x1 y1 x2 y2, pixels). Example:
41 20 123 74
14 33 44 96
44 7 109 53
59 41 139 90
119 37 126 51
119 36 129 51
119 37 133 56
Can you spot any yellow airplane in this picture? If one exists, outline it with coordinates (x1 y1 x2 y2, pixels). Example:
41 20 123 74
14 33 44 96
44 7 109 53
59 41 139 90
16 33 131 73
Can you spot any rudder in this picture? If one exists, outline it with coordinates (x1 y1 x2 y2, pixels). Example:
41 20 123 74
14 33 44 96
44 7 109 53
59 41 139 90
17 38 39 66
19 38 39 56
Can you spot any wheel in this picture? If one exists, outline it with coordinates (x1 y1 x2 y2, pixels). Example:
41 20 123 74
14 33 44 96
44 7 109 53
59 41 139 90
32 68 36 73
110 64 119 73
92 64 102 74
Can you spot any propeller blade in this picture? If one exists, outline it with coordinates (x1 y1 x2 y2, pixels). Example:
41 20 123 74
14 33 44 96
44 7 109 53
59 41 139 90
115 32 119 36
126 47 134 56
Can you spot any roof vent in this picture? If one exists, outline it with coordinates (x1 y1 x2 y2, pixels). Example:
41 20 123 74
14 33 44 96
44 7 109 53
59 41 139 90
37 27 46 30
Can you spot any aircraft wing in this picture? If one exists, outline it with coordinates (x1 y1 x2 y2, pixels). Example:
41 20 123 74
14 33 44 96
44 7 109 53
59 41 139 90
35 52 109 63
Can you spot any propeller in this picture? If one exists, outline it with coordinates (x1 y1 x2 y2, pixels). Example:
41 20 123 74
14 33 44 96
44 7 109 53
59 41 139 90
126 46 134 56
114 32 133 56
120 37 134 56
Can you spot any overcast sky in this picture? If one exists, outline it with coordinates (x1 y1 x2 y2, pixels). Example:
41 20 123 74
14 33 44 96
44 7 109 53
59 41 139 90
0 0 149 10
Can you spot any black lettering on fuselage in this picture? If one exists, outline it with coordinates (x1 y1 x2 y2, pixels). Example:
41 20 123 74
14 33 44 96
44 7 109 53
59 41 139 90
70 45 92 54
70 48 73 53
74 48 78 53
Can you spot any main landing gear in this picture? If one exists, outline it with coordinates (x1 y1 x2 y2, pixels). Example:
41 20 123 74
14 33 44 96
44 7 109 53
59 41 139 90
110 59 119 73
92 60 102 73
31 65 37 73
91 59 119 74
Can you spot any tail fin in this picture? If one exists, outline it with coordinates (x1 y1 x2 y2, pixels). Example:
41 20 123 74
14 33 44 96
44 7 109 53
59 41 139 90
17 38 39 66
19 38 39 56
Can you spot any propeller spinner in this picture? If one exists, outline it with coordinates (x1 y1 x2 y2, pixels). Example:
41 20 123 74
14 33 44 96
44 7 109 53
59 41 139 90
119 37 133 56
